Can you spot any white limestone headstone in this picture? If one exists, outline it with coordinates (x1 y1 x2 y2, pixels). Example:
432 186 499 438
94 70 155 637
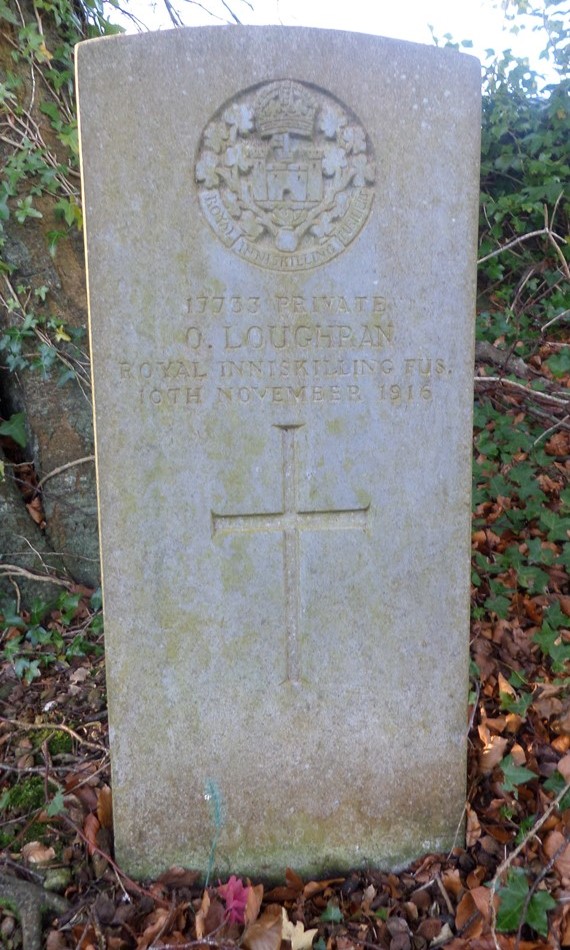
77 26 481 879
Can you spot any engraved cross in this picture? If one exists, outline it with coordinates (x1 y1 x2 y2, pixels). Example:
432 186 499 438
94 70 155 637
211 424 370 684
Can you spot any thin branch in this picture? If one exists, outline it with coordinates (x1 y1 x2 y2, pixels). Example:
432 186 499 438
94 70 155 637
220 0 242 23
547 229 570 282
178 0 229 21
0 762 77 776
36 455 95 491
474 341 532 378
0 565 72 587
434 873 455 916
533 414 570 446
0 718 107 753
163 0 184 26
542 308 569 331
474 376 569 407
477 227 560 264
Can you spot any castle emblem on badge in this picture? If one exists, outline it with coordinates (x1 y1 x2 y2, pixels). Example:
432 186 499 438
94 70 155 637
195 80 375 272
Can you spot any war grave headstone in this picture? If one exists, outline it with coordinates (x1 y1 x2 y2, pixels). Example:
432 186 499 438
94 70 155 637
76 26 481 879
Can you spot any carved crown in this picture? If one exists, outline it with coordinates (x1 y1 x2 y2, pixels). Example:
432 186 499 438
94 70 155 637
255 81 317 138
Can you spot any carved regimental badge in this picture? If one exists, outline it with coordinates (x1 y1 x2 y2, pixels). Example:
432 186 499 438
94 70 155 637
195 80 375 272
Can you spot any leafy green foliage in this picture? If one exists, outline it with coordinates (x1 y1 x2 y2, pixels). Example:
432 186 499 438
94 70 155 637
499 754 538 795
543 770 570 809
496 867 557 936
476 2 569 368
0 589 103 683
499 685 533 717
0 776 46 815
0 279 86 385
0 0 117 387
471 396 567 623
46 787 66 817
533 602 570 671
0 411 26 447
320 903 343 924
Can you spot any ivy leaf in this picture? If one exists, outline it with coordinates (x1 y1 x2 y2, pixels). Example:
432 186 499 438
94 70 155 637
543 770 570 809
0 412 27 447
496 867 557 937
500 754 537 794
0 0 19 24
484 593 510 618
46 788 66 817
499 690 533 717
320 902 343 923
496 868 529 932
525 890 557 937
534 624 570 672
0 189 9 222
546 349 570 379
0 601 26 627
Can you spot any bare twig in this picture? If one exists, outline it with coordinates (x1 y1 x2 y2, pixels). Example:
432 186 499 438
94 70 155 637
542 308 569 331
474 341 532 378
163 0 184 26
220 0 242 23
0 718 107 754
179 0 229 22
474 375 569 407
0 762 76 776
36 455 95 491
533 414 570 446
435 873 455 916
477 226 563 264
547 229 570 282
0 564 72 587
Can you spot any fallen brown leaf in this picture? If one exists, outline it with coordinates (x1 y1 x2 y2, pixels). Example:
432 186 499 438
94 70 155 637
479 735 508 772
455 890 484 938
21 841 56 865
157 866 200 888
557 751 570 782
545 432 570 456
303 877 345 899
242 904 282 950
245 882 264 925
543 830 570 883
96 784 113 829
83 812 100 856
195 889 210 940
417 917 443 941
466 803 482 848
26 497 44 525
456 885 496 940
442 867 463 899
136 907 171 950
286 867 305 892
